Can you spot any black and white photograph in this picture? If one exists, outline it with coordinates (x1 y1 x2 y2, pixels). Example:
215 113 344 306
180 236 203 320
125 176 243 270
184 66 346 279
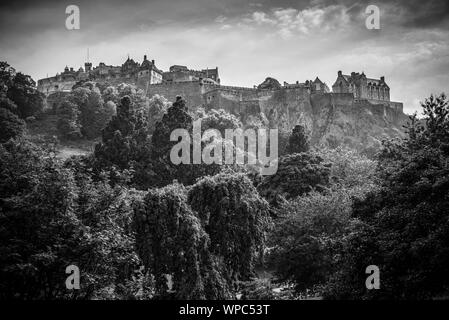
0 0 449 315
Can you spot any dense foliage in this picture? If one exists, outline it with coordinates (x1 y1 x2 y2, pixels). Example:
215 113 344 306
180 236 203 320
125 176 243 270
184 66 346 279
188 172 270 280
287 124 310 154
0 62 44 118
0 106 26 142
93 95 152 188
324 94 449 299
56 86 115 139
133 173 270 299
257 153 331 205
0 139 150 299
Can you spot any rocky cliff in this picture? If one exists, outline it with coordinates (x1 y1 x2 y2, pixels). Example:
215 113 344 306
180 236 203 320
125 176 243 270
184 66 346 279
207 87 408 154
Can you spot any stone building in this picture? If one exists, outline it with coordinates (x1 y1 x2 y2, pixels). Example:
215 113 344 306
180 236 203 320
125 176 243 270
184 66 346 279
37 54 164 96
332 71 390 102
162 65 220 84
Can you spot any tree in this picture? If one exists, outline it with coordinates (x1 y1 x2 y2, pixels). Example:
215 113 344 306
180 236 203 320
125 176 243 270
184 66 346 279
0 107 26 142
57 99 82 139
95 95 151 168
316 147 378 189
93 95 153 188
257 153 331 205
269 188 354 293
150 96 193 186
133 182 231 299
147 94 170 135
4 67 44 118
0 139 84 299
0 139 152 299
101 86 119 104
0 97 18 113
133 171 270 299
286 124 310 154
79 89 112 139
198 108 242 136
324 93 449 299
188 172 270 280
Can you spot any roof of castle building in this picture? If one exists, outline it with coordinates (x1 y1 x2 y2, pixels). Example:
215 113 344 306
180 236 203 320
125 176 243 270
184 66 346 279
366 78 388 87
334 72 389 88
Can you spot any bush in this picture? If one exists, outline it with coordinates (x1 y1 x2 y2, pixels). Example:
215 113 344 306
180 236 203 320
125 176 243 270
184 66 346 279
57 99 82 139
257 153 331 205
286 124 310 154
0 107 26 142
268 188 354 293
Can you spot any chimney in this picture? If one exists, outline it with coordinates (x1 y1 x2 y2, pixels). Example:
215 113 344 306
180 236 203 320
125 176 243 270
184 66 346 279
381 76 385 82
152 59 155 65
338 70 342 76
144 55 147 61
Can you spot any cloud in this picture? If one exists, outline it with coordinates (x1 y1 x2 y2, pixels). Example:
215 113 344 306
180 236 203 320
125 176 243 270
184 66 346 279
215 15 227 23
242 5 351 38
247 11 276 25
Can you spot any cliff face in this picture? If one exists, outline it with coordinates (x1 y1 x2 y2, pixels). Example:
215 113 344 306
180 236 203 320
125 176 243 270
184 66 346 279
208 87 408 152
307 93 407 151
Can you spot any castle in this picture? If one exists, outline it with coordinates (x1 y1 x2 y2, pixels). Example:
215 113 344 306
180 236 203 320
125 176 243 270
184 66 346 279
37 54 404 133
37 54 220 95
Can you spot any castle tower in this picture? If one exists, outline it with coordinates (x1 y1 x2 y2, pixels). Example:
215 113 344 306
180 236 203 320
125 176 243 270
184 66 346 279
84 48 92 72
84 62 92 72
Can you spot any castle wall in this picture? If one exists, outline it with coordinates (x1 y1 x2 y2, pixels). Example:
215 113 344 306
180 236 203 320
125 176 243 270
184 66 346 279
388 101 404 114
146 81 204 109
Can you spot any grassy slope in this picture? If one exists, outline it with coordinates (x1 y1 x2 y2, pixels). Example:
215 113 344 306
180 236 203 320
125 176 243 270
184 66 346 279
26 112 98 159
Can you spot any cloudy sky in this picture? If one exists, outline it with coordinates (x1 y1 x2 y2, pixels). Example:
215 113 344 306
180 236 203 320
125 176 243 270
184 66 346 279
1 0 448 114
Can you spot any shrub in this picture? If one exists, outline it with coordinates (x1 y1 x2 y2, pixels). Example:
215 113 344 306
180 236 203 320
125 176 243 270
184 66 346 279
0 107 26 142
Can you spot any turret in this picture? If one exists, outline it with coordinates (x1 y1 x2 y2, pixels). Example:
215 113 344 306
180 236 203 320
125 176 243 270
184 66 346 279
84 62 92 72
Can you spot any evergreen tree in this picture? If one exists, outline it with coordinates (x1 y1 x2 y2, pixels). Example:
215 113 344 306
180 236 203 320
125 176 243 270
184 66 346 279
188 172 270 280
133 183 231 299
258 153 331 205
286 124 310 154
0 107 26 142
94 95 151 170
